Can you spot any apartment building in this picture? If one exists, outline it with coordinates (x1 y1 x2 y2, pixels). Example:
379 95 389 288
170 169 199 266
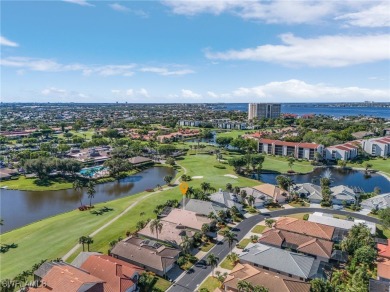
324 142 359 161
248 103 281 120
361 136 390 157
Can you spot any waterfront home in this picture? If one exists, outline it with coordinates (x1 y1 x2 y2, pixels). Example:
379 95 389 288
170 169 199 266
182 198 227 216
128 156 153 166
361 193 390 211
324 142 359 161
32 254 144 292
295 183 323 203
308 212 376 235
274 217 335 241
239 243 326 281
221 263 310 292
253 138 323 160
239 187 269 208
259 229 333 262
361 136 390 157
252 184 289 204
330 185 357 205
110 236 180 277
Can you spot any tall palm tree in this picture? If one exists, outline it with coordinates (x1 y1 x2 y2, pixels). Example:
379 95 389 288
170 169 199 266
79 236 87 251
150 219 163 240
73 179 85 206
85 236 93 251
224 231 238 251
227 252 239 265
180 235 193 254
201 223 210 235
206 253 219 277
86 180 96 207
201 182 211 194
247 195 255 207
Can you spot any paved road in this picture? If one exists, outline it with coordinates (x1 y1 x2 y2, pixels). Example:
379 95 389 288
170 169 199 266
167 208 380 292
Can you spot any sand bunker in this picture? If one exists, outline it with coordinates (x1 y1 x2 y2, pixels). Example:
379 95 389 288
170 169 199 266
224 174 238 179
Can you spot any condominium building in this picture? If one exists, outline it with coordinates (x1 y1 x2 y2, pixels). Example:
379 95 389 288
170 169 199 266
361 136 390 157
248 103 281 120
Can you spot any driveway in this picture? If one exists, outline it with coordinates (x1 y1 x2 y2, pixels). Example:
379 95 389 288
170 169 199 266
167 208 380 292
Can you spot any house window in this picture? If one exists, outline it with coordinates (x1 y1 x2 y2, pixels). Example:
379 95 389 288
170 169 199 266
372 144 376 155
331 150 336 159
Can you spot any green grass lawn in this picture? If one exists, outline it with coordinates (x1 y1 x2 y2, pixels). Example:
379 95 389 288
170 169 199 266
199 276 220 292
285 213 311 220
262 156 314 174
289 201 310 208
237 238 251 249
154 277 172 291
0 153 259 281
216 130 256 139
220 258 235 270
251 225 267 234
55 129 96 141
200 241 216 252
0 176 74 191
376 225 390 239
347 158 390 177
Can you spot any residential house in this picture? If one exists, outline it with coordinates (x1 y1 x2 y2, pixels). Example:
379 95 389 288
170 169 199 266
182 198 227 216
274 217 335 241
308 212 376 235
361 193 390 211
31 254 144 292
128 156 153 166
251 184 289 204
294 183 323 203
209 190 243 212
138 208 213 246
247 138 323 160
239 187 269 208
239 243 327 281
330 185 357 205
259 229 333 262
110 236 180 277
324 142 359 161
361 136 390 157
221 263 310 292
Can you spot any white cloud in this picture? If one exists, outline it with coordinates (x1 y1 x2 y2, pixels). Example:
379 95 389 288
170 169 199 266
181 89 202 99
41 87 67 96
231 79 389 102
0 36 19 47
111 89 121 94
63 0 94 7
0 57 136 76
140 66 194 76
138 88 149 97
126 89 134 96
336 2 390 27
205 33 390 67
207 91 219 98
109 3 129 12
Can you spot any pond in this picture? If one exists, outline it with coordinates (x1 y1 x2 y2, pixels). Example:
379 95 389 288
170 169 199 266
0 166 176 233
253 168 390 194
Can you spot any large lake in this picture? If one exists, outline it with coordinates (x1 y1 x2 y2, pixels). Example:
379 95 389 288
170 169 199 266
253 168 390 193
0 166 175 233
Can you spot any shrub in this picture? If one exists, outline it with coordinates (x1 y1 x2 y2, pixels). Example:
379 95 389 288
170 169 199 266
214 165 226 169
303 214 309 220
145 188 154 192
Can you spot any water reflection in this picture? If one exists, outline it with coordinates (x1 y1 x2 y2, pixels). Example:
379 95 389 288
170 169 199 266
0 166 176 233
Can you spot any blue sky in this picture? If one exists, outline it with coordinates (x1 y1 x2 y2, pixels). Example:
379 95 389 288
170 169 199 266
1 0 389 103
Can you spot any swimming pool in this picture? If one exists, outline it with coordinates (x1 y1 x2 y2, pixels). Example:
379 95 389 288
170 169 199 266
79 166 106 177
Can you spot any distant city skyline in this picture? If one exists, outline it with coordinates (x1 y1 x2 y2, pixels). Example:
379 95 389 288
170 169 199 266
1 1 389 103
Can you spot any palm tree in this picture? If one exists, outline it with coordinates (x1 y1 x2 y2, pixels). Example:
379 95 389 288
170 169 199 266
365 163 373 172
73 179 85 206
85 236 93 251
185 186 195 198
150 219 163 240
79 236 87 251
226 183 233 192
247 195 255 207
164 175 173 186
265 219 275 228
237 280 250 291
227 252 239 265
234 186 240 194
224 231 238 251
201 182 211 194
180 235 193 254
240 190 247 201
288 157 295 170
206 253 219 277
86 180 96 207
201 223 210 235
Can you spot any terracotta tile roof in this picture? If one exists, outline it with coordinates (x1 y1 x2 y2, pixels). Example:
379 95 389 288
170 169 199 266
378 257 390 280
252 184 289 200
223 263 310 292
29 264 104 292
260 229 333 259
378 240 390 259
81 255 144 292
275 217 335 241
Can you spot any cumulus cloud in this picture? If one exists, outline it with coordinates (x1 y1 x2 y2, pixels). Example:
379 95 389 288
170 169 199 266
138 88 149 97
126 89 134 96
230 79 389 102
207 91 219 98
0 36 19 47
63 0 94 7
181 89 202 99
205 33 390 67
140 66 194 76
41 87 67 96
109 3 129 12
336 2 390 27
